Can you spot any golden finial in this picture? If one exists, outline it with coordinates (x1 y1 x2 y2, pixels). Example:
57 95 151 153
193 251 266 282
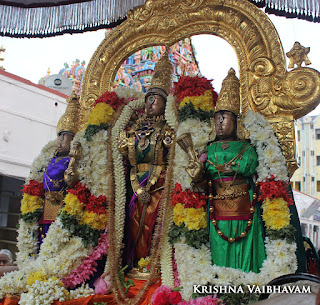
286 42 311 69
47 67 51 75
56 91 81 136
0 45 6 70
215 68 240 115
146 46 173 99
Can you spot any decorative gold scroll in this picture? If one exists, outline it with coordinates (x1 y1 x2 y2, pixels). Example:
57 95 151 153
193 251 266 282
80 0 320 177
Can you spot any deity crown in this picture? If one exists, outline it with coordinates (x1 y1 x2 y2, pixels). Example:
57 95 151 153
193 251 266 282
56 91 81 135
215 68 240 115
147 48 173 99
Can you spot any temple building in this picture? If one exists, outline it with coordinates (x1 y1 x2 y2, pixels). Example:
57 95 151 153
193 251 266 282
39 38 200 95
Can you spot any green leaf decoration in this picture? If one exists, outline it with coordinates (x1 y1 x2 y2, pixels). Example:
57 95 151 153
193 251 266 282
84 123 109 142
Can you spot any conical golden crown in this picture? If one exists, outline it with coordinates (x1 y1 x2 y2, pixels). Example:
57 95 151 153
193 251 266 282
147 49 173 97
215 68 240 115
56 91 81 135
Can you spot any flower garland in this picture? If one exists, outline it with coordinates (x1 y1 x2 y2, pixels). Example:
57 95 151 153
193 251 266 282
73 128 109 198
174 75 218 104
111 97 145 256
243 111 289 183
19 277 69 305
0 89 130 302
160 206 175 287
61 233 109 289
69 283 95 300
10 139 57 274
59 182 108 246
165 95 178 130
109 88 178 304
170 110 297 299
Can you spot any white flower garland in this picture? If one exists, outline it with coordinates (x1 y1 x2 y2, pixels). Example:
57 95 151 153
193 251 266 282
114 86 145 100
0 218 91 298
19 278 68 305
0 269 30 298
15 220 39 267
160 207 174 287
243 110 289 183
172 111 297 299
165 95 178 130
36 218 90 278
111 97 145 254
69 283 95 300
15 138 58 269
1 89 147 302
73 129 109 197
175 239 297 299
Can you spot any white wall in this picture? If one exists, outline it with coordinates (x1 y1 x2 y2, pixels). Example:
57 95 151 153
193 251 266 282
0 70 67 179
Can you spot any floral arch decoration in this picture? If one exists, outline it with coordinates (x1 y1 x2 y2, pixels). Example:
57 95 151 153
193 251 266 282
80 0 320 177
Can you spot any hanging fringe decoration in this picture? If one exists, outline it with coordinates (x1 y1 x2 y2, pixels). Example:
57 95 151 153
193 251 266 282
250 0 320 22
0 0 320 38
0 0 146 38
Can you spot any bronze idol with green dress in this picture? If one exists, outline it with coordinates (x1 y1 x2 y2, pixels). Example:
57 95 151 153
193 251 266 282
206 140 266 273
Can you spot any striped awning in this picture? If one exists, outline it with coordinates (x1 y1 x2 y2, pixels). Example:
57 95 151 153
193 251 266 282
251 0 320 22
0 0 146 37
0 0 319 38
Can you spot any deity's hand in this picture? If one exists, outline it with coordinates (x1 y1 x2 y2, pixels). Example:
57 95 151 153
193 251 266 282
186 160 204 183
64 166 78 188
118 131 128 157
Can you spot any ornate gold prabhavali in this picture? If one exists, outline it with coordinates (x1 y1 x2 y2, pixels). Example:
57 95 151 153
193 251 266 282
80 0 320 177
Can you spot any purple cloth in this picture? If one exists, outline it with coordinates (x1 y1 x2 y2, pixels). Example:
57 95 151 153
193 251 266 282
128 174 149 219
43 157 70 191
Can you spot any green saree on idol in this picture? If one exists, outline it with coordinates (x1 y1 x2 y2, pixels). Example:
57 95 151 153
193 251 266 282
206 140 266 273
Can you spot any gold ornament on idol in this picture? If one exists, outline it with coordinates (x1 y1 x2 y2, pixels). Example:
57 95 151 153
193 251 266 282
214 68 249 140
215 68 240 116
56 91 81 136
146 47 173 98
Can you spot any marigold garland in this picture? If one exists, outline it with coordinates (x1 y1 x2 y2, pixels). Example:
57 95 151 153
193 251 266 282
179 90 215 113
20 193 44 214
262 197 291 230
62 193 84 218
171 183 207 209
258 175 294 205
94 90 126 110
22 180 45 197
80 210 108 231
87 103 115 125
174 75 218 105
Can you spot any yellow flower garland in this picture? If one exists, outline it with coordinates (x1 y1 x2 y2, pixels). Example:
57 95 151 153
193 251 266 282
27 271 48 286
80 210 108 230
173 203 207 230
62 193 84 219
21 194 44 214
262 197 291 230
184 208 207 230
173 203 185 226
87 103 114 125
179 90 214 112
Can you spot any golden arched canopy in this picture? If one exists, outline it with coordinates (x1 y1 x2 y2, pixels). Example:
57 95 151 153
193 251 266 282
80 0 320 176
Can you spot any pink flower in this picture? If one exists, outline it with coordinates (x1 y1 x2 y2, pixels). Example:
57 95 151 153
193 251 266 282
61 233 109 289
94 275 111 294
